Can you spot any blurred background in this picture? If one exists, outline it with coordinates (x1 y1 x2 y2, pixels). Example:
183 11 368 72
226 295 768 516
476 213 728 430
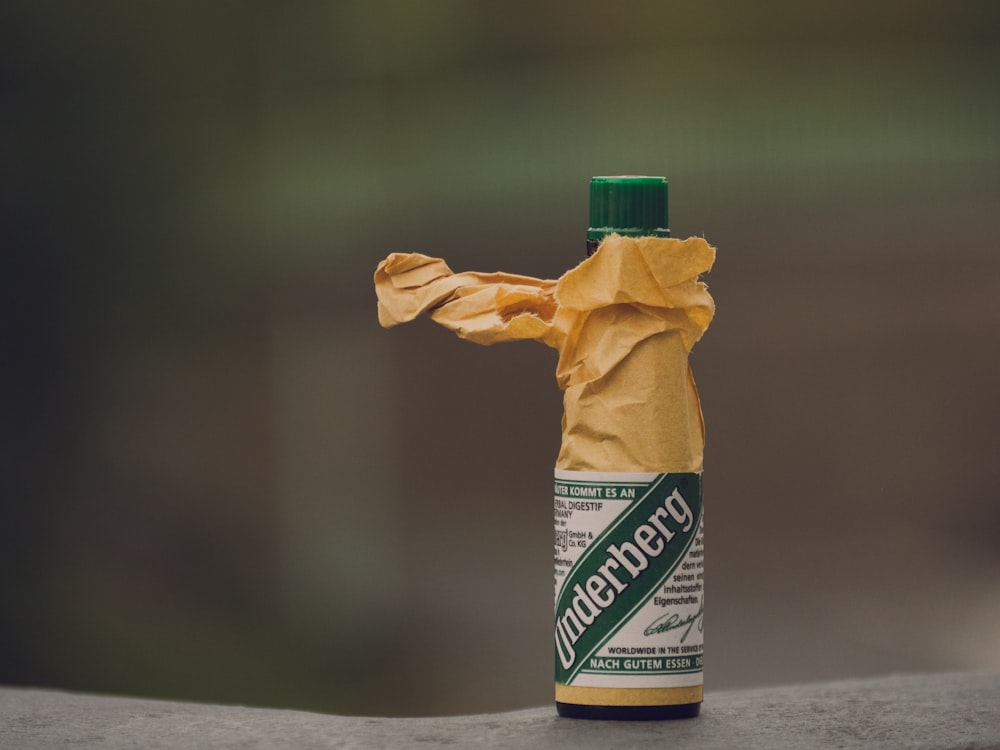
3 0 999 717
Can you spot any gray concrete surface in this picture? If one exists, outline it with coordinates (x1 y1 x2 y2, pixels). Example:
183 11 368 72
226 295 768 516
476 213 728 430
2 672 998 749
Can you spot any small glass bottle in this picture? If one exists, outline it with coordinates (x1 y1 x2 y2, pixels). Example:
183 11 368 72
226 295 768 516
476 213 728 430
555 176 703 721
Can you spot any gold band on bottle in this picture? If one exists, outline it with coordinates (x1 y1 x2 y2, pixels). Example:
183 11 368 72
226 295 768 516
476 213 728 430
555 684 702 707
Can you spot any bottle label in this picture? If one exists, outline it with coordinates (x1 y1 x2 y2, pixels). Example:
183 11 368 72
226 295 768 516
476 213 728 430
554 470 704 689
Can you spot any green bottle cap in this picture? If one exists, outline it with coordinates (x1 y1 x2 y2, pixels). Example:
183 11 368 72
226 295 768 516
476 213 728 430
587 175 669 242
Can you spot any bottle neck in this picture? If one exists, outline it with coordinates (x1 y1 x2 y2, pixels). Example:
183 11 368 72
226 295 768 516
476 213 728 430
586 231 671 257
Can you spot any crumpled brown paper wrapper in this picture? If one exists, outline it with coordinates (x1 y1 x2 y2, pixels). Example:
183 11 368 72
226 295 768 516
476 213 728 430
375 234 715 473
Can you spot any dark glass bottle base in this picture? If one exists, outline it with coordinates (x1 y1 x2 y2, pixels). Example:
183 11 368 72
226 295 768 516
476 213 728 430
556 701 701 721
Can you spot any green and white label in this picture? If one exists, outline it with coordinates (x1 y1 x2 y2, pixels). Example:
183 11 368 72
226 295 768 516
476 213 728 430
554 470 704 689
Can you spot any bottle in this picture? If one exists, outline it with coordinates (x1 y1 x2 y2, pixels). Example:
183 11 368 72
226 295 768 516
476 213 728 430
555 176 704 720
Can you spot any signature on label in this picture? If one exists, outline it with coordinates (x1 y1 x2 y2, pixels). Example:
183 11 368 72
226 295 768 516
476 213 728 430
643 601 704 643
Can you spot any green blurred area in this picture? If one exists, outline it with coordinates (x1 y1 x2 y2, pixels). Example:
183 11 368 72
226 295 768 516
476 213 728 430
3 1 999 716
